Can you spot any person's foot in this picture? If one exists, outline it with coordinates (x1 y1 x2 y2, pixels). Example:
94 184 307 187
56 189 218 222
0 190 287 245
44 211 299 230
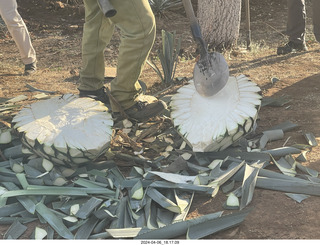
24 62 37 75
277 41 308 55
79 87 110 106
113 95 167 122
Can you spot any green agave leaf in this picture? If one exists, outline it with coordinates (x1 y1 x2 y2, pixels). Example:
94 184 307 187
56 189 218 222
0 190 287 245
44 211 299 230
0 158 21 168
135 211 223 239
285 154 319 177
296 161 318 177
3 144 24 159
258 168 307 183
208 161 245 188
52 197 89 214
106 227 142 238
186 208 252 239
223 192 239 210
271 155 296 177
0 217 37 225
172 191 194 223
74 216 99 239
150 180 216 196
46 226 55 239
9 158 24 173
144 197 158 230
31 226 47 240
157 208 174 227
0 202 25 217
131 179 144 200
262 147 301 158
4 220 27 239
62 216 78 227
1 188 87 198
240 164 259 210
73 177 108 188
0 186 8 207
285 193 310 203
304 132 318 146
28 185 115 196
259 129 284 149
147 188 181 214
196 151 271 164
256 176 320 196
146 60 164 84
268 120 299 132
221 180 235 194
75 197 103 219
16 173 29 189
145 171 196 184
35 202 73 239
1 182 36 214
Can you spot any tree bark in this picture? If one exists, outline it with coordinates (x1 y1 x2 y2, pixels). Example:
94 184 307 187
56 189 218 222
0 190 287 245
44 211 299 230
197 0 242 50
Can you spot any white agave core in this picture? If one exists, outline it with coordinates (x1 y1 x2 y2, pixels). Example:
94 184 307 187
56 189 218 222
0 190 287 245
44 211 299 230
170 75 261 152
12 94 113 164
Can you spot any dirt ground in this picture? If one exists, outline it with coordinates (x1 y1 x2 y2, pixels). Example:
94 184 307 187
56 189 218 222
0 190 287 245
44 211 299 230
1 0 320 240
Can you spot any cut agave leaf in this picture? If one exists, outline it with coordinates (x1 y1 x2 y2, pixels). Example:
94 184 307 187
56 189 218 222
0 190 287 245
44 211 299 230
285 193 310 203
240 164 259 210
35 202 74 239
147 188 181 214
223 192 239 210
31 226 47 240
0 128 12 144
131 180 144 200
135 211 223 239
4 220 27 239
170 75 261 152
12 94 113 166
186 208 252 239
105 228 142 238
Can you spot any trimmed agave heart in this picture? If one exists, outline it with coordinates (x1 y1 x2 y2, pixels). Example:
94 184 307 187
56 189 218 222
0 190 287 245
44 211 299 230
12 94 113 166
170 75 261 152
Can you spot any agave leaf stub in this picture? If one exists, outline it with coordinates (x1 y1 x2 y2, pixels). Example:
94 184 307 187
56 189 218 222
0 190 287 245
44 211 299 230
12 94 113 166
170 75 261 152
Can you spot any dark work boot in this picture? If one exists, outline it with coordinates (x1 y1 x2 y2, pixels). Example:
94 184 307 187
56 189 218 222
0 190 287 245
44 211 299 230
113 95 167 122
24 62 37 75
79 87 110 106
277 41 308 55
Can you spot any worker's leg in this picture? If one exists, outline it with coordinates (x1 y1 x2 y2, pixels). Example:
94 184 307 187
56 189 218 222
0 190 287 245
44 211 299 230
286 0 306 44
79 0 115 91
0 0 36 65
109 0 156 112
312 0 320 42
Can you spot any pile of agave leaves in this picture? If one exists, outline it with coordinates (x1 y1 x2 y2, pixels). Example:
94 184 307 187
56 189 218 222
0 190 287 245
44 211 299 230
0 92 319 240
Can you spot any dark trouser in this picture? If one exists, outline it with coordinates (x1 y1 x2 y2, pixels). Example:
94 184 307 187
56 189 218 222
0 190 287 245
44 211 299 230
287 0 320 44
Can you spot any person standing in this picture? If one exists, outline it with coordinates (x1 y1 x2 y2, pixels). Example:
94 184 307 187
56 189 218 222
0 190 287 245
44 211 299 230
0 0 37 75
277 0 320 55
78 0 166 122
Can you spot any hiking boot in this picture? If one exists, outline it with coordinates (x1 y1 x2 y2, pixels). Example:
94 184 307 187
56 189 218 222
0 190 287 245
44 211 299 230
79 87 110 106
114 96 167 122
277 41 308 55
24 62 37 75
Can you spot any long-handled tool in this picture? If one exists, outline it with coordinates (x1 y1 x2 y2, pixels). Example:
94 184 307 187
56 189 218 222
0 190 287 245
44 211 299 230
97 0 117 17
245 0 251 50
182 0 229 97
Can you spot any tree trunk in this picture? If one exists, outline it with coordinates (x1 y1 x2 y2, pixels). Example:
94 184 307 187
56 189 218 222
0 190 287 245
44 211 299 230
197 0 242 50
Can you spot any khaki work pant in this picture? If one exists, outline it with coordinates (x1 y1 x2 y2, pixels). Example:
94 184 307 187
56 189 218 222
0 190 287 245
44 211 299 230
287 0 320 44
79 0 156 112
0 0 36 65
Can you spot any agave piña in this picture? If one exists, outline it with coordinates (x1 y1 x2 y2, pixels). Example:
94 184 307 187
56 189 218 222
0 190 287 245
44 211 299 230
12 94 113 166
170 75 261 152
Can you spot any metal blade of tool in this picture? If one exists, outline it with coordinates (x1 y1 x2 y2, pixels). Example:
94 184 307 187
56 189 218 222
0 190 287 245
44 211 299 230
182 0 229 97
